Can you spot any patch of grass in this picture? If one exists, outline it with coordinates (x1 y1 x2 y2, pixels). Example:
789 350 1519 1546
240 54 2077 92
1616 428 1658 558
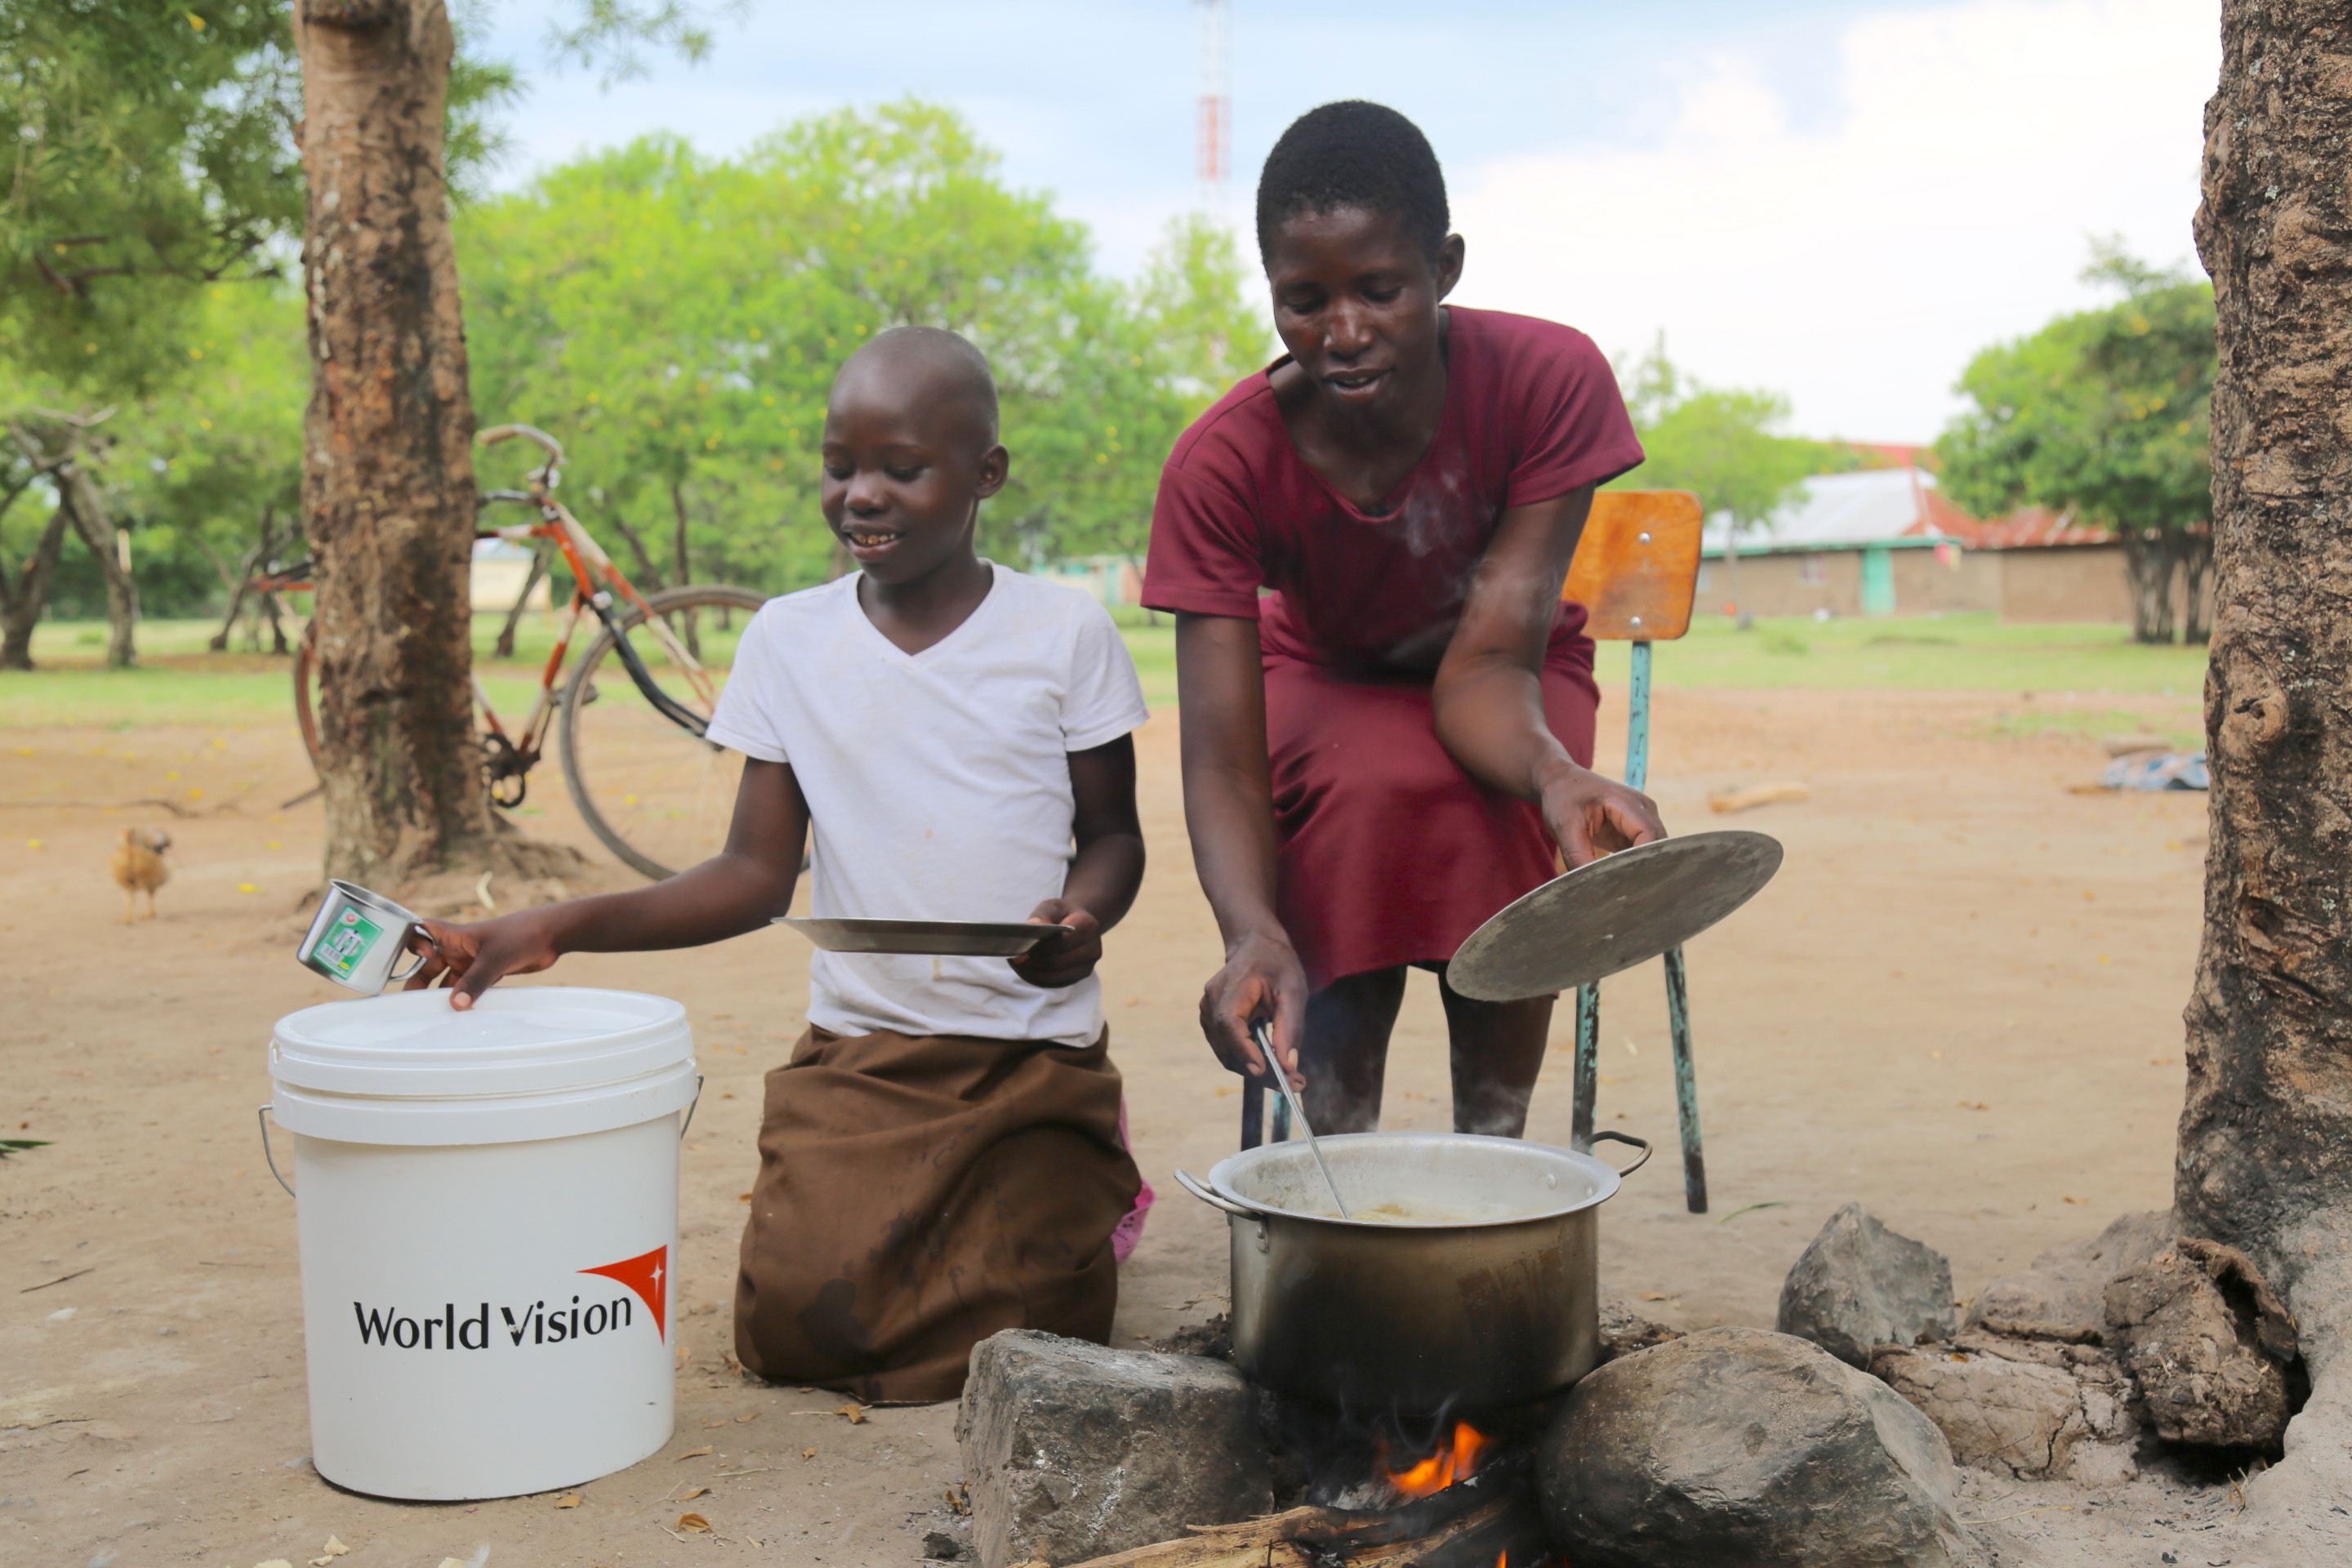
1600 612 2208 695
2 613 750 731
1120 621 1177 709
1974 708 2198 750
2 609 2207 733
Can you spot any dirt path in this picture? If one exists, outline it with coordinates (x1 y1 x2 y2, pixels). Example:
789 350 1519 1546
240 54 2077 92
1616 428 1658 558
2 684 2221 1566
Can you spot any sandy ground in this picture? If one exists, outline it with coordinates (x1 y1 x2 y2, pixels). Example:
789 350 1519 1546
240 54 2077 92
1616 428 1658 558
3 680 2270 1567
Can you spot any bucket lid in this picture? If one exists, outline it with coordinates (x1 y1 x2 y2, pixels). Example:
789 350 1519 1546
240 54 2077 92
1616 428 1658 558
271 986 693 1100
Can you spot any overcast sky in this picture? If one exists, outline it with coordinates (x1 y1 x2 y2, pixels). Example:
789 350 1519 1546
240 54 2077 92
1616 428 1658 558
473 0 2217 444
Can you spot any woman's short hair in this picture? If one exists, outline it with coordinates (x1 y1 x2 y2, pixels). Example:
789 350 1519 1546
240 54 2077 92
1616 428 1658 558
1255 100 1450 265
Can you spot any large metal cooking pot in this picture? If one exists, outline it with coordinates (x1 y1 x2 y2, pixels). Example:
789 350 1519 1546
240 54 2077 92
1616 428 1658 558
1175 1130 1649 1412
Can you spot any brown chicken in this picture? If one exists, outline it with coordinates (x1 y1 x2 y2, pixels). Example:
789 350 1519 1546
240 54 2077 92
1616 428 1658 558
109 826 171 923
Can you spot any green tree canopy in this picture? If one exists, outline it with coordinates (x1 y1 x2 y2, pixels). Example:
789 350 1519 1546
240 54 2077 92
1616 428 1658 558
1936 245 2213 536
459 100 1264 593
1936 243 2215 640
1608 336 1855 541
0 0 512 400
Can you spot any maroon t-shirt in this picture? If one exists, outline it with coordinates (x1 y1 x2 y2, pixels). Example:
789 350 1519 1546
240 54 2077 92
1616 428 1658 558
1142 306 1645 671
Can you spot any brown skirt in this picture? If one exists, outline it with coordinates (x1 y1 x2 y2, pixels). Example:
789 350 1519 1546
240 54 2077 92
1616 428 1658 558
733 1024 1141 1405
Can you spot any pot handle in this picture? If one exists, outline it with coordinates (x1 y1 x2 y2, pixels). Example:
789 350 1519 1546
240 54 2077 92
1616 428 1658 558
1591 1129 1653 1178
1174 1167 1265 1220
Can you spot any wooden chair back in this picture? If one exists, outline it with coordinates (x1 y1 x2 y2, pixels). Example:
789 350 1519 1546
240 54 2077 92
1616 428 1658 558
1562 490 1704 641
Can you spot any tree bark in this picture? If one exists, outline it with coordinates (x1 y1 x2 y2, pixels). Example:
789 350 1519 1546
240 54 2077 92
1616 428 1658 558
293 0 562 889
0 506 73 671
2181 2 2352 1543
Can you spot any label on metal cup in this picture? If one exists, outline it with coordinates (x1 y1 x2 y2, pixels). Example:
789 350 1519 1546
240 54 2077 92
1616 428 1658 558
314 907 387 984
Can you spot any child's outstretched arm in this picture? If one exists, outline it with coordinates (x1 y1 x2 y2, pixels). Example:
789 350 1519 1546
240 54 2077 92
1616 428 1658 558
403 760 811 1008
1011 734 1145 989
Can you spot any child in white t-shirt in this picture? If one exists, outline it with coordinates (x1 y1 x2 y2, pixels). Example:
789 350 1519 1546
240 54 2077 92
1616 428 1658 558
407 326 1150 1403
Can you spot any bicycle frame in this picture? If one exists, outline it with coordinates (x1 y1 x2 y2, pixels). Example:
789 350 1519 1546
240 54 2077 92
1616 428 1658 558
473 425 726 772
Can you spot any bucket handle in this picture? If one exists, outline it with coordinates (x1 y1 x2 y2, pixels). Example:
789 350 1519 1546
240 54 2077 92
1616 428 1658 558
1174 1167 1264 1219
256 1105 294 1197
679 1074 705 1142
1591 1129 1652 1178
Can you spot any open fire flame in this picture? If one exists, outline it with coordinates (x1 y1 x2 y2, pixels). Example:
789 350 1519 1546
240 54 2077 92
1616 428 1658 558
1382 1419 1493 1501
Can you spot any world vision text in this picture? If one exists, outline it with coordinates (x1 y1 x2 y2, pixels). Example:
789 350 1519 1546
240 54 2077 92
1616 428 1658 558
352 1293 640 1350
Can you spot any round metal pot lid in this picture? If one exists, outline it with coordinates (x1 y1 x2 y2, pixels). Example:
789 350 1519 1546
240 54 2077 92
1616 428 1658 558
1446 831 1783 1002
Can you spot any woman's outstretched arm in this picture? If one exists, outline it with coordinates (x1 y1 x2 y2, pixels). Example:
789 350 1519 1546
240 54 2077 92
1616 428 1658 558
1174 611 1307 1085
1432 484 1668 865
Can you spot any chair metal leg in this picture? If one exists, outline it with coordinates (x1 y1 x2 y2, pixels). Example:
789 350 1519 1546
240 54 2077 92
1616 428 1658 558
1240 1078 1264 1150
1571 982 1599 1152
1664 944 1707 1213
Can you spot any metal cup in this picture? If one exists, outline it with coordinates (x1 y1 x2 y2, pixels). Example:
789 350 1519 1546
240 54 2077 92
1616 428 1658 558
296 880 433 994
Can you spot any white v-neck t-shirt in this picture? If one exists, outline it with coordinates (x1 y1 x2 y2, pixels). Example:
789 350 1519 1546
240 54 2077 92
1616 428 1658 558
703 562 1149 1046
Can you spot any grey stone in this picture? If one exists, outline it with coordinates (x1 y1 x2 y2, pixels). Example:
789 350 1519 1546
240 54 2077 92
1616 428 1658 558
2105 1238 2298 1449
956 1329 1271 1568
1539 1326 1970 1568
1597 1286 1682 1364
1965 1209 2175 1342
1778 1203 1956 1367
1870 1332 2141 1482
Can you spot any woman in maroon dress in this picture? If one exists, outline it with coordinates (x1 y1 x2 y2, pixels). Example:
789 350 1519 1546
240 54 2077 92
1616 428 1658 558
1143 101 1668 1135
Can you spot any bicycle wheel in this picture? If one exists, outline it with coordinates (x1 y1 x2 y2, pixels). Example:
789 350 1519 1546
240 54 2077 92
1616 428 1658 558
559 583 768 880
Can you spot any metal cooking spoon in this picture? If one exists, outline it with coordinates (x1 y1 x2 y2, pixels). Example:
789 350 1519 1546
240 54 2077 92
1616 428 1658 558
1251 1019 1351 1221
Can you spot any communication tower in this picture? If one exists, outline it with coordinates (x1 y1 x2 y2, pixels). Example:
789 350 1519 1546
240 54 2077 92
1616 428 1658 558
1195 0 1232 214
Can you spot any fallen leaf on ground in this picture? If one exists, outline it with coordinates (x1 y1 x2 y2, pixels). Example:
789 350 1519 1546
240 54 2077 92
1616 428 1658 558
679 1486 710 1501
1639 1293 1668 1302
308 1539 350 1565
676 1445 712 1460
835 1403 866 1424
736 1412 757 1423
945 1485 971 1516
802 1447 817 1460
554 1494 581 1508
676 1512 711 1532
1958 1101 1991 1111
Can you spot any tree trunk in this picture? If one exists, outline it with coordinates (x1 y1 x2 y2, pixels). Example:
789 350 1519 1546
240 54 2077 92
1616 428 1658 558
0 506 74 671
47 455 140 669
205 506 278 653
293 0 571 891
669 479 700 658
2181 1 2352 1540
2179 529 2213 644
605 509 667 590
491 540 549 659
2119 528 2178 644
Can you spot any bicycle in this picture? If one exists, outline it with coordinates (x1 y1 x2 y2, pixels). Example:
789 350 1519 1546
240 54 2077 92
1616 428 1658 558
286 425 768 880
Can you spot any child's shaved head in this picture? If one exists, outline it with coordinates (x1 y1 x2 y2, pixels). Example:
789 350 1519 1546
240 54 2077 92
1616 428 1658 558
832 325 999 451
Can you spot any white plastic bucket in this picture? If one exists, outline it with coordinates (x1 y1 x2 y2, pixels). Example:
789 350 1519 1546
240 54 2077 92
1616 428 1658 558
269 986 699 1500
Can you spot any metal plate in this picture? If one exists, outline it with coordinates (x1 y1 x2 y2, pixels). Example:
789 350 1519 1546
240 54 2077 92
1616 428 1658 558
775 916 1071 957
1446 831 1783 1001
